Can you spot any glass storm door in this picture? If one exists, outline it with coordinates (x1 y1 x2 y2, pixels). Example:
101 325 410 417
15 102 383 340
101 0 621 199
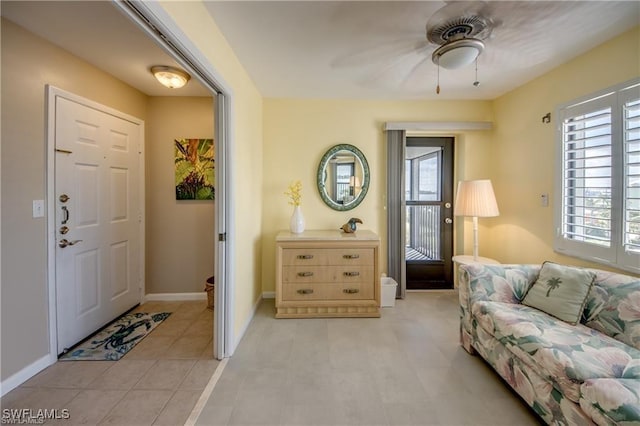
405 137 454 289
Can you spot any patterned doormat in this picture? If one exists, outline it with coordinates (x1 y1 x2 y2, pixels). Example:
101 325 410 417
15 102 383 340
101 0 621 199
60 312 171 361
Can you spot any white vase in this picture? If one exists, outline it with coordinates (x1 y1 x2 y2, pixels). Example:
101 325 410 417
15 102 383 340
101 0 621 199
289 205 305 234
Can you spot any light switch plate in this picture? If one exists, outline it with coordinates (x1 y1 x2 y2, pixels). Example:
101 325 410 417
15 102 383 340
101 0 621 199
32 200 45 218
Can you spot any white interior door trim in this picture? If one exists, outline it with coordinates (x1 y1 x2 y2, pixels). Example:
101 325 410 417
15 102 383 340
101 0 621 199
114 0 235 358
45 85 145 361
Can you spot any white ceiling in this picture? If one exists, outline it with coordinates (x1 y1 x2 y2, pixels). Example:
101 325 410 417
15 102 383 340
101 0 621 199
2 1 638 101
204 1 640 100
1 1 211 97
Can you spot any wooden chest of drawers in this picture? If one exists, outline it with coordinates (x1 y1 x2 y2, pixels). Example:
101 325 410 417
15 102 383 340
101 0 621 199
275 230 380 318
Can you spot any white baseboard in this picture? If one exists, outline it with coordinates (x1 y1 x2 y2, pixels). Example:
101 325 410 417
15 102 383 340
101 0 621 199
144 292 207 302
1 354 53 397
262 291 275 299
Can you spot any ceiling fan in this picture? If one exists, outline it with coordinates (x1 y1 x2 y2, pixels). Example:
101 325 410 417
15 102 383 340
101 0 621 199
425 1 495 93
330 1 499 95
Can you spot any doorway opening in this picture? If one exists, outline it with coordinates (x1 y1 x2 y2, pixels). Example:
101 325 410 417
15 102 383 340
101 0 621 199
5 0 237 365
113 1 232 360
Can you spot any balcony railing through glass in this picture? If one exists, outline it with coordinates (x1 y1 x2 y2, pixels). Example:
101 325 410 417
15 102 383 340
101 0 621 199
406 205 441 261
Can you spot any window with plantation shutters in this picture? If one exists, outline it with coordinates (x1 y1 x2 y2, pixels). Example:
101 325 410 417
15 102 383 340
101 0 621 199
562 105 612 247
555 79 639 273
623 96 640 255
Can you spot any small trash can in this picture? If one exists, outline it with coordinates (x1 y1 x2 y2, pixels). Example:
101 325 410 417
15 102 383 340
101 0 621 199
204 276 215 310
381 275 398 307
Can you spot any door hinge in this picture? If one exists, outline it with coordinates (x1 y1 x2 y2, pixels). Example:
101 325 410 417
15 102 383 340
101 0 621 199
218 233 226 242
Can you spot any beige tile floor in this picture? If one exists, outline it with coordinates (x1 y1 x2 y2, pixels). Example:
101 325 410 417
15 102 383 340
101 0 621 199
1 300 217 426
195 292 543 426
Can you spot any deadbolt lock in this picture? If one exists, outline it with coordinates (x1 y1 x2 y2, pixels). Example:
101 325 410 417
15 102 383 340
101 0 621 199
59 194 70 203
60 226 69 235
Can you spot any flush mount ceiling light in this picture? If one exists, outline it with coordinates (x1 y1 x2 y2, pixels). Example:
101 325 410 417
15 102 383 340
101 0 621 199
150 65 190 89
432 36 485 70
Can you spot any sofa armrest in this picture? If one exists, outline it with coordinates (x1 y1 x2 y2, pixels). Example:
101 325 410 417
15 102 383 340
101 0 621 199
459 264 539 353
459 264 539 318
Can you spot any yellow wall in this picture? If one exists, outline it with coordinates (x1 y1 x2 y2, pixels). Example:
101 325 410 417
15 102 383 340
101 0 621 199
262 99 494 292
0 18 149 380
488 26 640 270
146 97 216 294
159 2 265 343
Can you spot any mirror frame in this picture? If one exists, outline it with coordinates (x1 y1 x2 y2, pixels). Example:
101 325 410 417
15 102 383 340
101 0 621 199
317 144 370 211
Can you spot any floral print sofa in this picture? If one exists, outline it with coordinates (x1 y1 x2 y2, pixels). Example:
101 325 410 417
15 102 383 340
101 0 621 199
459 263 640 425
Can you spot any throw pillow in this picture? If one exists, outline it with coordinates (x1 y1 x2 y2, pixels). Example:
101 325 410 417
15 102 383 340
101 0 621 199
522 261 596 325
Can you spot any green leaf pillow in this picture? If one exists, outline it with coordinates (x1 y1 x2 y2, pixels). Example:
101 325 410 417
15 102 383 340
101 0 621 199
522 261 596 325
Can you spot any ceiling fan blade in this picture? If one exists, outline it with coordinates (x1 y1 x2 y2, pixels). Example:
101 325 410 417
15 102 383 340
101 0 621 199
359 44 433 89
399 55 434 88
332 38 429 68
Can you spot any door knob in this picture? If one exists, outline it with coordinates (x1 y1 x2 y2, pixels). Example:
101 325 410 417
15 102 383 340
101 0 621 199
444 218 453 224
59 239 82 248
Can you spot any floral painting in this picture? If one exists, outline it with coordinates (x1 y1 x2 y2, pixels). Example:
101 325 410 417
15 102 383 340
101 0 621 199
175 138 214 200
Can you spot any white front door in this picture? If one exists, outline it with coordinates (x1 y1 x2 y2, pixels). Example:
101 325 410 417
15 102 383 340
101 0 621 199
54 95 142 354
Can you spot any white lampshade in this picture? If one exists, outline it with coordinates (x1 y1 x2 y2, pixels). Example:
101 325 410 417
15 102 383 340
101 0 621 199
454 180 499 218
454 179 499 261
432 38 484 70
151 66 190 89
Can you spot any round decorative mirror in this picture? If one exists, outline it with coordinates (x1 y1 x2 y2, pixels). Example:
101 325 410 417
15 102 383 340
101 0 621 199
317 144 370 211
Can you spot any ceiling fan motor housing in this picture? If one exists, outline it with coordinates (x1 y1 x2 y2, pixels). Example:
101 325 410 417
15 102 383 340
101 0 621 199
427 16 492 45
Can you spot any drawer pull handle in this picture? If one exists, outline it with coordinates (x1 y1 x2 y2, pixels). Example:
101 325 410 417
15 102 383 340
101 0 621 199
343 272 360 277
297 272 314 277
297 255 314 259
343 288 360 294
343 254 360 259
297 289 314 295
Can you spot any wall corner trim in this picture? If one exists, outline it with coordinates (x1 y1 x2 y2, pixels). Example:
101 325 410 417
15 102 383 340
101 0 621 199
384 121 493 131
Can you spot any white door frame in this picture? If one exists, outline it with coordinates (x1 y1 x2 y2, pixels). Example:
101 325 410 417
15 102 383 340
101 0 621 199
46 86 146 360
114 1 235 359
